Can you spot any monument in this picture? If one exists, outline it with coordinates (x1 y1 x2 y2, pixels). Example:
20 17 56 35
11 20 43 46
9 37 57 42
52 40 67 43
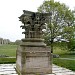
16 10 52 75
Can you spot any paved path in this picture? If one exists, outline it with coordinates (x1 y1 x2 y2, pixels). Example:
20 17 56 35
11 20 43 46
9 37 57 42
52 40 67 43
59 58 75 60
0 64 17 75
0 57 16 58
0 64 75 75
52 64 75 75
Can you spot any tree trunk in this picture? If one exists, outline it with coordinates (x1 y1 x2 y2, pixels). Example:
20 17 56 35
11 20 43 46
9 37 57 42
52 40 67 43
51 39 53 53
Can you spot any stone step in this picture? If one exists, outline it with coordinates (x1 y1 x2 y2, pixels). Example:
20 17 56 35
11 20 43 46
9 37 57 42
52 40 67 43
0 64 75 75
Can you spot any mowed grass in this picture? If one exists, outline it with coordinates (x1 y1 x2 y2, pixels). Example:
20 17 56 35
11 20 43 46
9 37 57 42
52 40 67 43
0 57 16 64
0 44 17 57
60 53 75 59
53 58 75 71
0 44 17 63
53 45 75 71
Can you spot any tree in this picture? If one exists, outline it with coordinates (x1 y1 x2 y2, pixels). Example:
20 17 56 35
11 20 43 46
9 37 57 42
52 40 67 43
15 40 21 45
38 0 75 53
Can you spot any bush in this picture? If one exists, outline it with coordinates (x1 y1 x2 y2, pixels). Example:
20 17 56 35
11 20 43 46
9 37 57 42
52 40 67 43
67 38 75 51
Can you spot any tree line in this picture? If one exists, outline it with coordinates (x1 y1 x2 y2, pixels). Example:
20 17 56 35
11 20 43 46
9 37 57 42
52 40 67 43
37 0 75 53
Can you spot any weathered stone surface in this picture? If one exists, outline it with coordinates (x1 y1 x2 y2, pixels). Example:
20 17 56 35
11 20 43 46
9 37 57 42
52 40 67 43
16 39 52 75
19 10 50 39
53 54 59 58
16 10 52 75
0 64 75 75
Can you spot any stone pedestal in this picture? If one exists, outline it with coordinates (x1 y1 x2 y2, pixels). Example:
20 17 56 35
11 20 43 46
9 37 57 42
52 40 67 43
16 10 52 75
16 38 52 75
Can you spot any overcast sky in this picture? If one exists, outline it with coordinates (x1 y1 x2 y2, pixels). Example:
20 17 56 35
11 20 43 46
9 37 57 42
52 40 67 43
0 0 75 42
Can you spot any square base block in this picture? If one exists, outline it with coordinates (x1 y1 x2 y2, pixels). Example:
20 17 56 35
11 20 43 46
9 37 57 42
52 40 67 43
16 46 52 75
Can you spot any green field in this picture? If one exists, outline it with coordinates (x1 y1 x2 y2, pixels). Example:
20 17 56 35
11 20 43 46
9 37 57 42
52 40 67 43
0 57 16 64
53 58 75 71
53 45 75 71
0 44 17 57
53 45 75 58
0 44 17 63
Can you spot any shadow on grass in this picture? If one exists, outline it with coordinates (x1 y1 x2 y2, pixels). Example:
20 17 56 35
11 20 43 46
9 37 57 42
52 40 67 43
0 57 16 64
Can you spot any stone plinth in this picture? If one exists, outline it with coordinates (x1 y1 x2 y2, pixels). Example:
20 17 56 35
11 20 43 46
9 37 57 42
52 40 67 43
16 38 52 75
16 10 52 75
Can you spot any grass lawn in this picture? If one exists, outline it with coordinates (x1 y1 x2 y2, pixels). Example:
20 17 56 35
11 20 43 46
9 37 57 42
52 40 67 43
0 44 17 57
60 53 75 59
53 46 75 71
0 57 16 64
53 58 75 71
0 44 17 63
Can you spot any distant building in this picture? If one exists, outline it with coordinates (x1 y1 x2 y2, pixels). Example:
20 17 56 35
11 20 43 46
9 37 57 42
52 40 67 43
0 38 3 44
0 38 10 45
3 39 10 44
